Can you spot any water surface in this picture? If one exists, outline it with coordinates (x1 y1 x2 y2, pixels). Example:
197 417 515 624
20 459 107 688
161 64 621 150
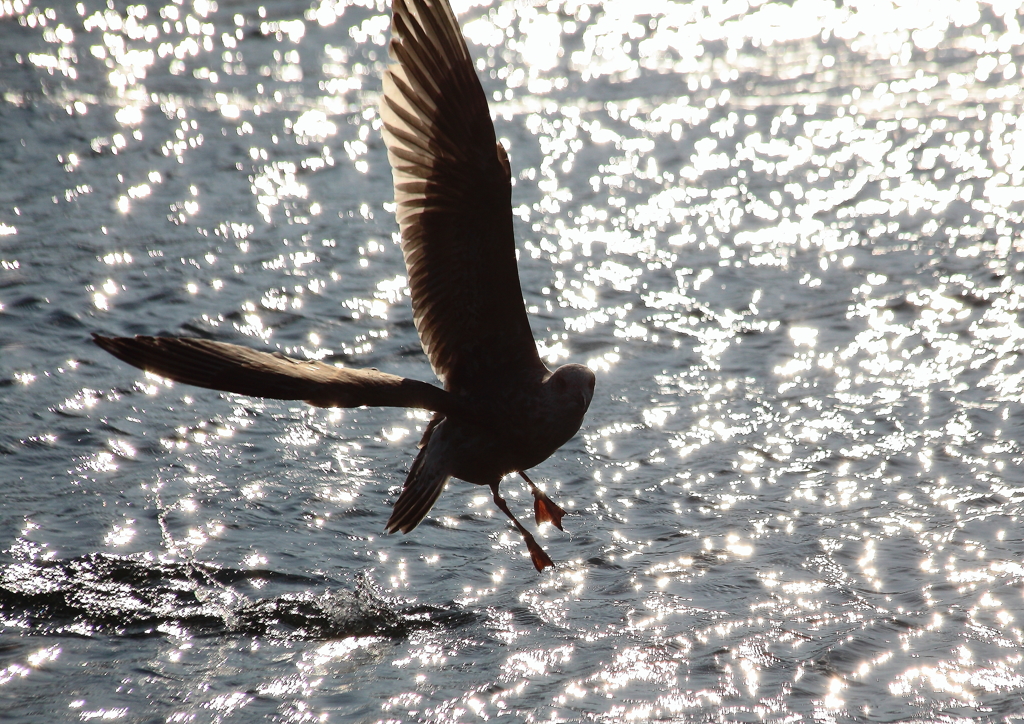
3 0 1024 721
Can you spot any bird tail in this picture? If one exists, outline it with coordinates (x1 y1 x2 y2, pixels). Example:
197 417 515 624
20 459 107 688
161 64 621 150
384 416 451 534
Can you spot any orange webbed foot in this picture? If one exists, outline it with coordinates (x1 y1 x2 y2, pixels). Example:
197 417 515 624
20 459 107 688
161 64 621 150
526 537 555 571
533 493 567 531
490 480 556 573
520 471 568 531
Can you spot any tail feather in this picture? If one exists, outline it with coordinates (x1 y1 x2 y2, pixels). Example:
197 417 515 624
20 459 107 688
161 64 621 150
385 418 450 533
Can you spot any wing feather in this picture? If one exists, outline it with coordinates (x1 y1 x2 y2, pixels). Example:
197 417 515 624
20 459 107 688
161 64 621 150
381 0 545 394
93 334 459 413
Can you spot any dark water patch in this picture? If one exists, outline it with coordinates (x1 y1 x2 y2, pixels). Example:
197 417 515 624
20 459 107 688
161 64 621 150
45 310 87 330
0 554 472 642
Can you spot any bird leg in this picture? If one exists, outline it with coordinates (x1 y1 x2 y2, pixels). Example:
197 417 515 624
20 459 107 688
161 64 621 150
489 482 554 572
519 471 567 531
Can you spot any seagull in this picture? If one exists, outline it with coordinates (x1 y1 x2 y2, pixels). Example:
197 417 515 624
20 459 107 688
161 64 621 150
94 0 596 571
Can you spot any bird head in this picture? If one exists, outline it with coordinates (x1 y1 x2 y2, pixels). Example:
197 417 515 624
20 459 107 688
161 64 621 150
545 363 596 421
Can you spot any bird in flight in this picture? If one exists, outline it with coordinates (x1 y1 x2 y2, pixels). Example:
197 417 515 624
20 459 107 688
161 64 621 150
94 0 596 571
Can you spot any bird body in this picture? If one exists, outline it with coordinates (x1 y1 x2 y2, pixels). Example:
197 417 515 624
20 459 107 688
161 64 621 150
94 0 595 571
386 363 595 535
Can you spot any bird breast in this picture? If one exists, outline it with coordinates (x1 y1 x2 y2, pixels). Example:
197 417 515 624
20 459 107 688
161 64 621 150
440 366 594 485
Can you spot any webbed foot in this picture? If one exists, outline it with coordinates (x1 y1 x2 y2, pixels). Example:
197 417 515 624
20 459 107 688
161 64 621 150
490 481 555 572
520 471 567 531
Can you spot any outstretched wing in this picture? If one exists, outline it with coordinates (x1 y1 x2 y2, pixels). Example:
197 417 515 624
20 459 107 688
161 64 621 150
93 334 458 413
381 0 546 395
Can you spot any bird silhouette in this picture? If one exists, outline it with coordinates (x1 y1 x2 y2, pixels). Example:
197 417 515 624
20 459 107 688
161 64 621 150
94 0 596 571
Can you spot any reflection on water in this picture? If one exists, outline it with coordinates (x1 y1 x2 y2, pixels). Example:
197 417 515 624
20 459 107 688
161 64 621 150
2 0 1024 721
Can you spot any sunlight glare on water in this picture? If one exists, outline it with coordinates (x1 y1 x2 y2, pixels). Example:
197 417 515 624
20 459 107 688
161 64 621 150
2 0 1024 720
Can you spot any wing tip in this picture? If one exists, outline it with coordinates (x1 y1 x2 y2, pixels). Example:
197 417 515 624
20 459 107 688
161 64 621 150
91 331 117 350
92 332 145 362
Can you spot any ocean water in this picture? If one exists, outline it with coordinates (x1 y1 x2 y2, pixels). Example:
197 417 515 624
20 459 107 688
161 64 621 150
3 0 1024 721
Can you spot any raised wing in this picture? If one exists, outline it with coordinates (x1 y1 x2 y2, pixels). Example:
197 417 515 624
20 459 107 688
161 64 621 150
93 334 459 413
380 0 546 395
